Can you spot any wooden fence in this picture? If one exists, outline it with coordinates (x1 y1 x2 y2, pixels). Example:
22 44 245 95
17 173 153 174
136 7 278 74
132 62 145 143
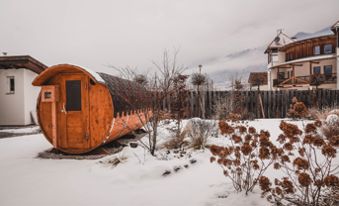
163 89 339 119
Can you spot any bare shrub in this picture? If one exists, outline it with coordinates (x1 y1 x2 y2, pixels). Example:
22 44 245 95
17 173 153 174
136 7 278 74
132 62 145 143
213 77 248 120
164 130 188 150
182 118 216 150
287 97 309 119
259 120 339 206
210 120 278 195
163 118 216 151
309 108 339 122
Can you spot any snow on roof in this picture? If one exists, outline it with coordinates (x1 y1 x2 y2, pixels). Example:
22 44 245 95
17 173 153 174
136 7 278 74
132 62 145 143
291 27 334 42
80 66 105 83
265 30 294 53
331 20 339 30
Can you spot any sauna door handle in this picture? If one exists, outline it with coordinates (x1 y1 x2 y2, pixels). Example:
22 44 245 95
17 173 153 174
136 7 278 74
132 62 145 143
61 104 67 114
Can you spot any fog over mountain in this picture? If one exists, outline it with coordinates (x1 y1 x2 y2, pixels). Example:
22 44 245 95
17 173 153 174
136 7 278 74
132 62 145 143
190 47 266 88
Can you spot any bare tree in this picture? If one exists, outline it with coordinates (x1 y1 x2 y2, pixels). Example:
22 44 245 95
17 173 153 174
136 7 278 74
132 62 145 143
171 74 189 139
108 65 140 80
109 49 186 156
191 65 207 118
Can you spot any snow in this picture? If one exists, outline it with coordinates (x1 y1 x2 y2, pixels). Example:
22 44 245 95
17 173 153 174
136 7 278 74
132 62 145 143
292 27 334 42
325 113 339 126
79 66 105 83
0 118 334 206
0 125 40 134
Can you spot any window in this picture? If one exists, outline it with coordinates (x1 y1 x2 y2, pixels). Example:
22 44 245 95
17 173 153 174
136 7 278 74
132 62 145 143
324 44 333 54
286 53 293 61
44 92 52 99
324 65 333 76
313 66 321 75
66 80 81 111
6 76 15 94
313 45 320 55
278 72 285 80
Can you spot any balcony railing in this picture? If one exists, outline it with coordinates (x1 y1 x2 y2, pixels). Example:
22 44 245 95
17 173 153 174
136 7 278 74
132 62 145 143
310 74 337 85
273 74 337 87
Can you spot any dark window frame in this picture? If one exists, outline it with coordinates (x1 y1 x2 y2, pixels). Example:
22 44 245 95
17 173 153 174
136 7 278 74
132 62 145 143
324 65 333 76
313 66 321 75
323 44 333 54
6 76 15 95
65 80 82 111
313 45 321 55
278 72 285 80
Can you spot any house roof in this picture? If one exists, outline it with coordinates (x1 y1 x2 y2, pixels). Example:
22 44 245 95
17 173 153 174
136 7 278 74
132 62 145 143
248 72 268 85
291 27 334 42
0 55 47 74
331 20 339 32
98 72 151 116
265 30 294 53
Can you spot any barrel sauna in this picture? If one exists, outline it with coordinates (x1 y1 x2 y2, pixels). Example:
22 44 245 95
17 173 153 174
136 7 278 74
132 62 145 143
32 64 151 154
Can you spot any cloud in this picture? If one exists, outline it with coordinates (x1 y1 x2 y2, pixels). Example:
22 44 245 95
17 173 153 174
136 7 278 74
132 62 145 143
0 0 338 75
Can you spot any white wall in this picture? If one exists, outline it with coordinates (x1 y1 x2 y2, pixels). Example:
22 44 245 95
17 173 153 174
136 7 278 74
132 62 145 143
0 68 39 125
0 69 25 125
23 69 40 125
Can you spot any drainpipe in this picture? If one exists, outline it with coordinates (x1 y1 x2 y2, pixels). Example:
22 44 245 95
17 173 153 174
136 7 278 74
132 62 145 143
267 70 271 90
337 27 339 89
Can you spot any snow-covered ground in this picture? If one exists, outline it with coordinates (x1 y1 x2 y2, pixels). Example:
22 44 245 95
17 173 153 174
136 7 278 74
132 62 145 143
0 125 40 134
0 119 326 206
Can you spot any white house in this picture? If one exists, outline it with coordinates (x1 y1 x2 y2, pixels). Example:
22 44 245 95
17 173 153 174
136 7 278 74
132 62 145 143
0 55 47 126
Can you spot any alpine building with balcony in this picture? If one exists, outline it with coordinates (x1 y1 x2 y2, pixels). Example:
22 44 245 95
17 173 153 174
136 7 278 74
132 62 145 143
265 20 339 90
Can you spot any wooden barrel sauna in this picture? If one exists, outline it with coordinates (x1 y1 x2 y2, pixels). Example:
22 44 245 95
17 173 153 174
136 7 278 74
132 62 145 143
32 64 151 154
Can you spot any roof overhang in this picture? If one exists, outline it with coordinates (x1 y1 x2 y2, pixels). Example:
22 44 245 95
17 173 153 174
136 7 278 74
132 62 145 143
269 54 336 69
32 64 105 86
0 55 47 74
331 20 339 32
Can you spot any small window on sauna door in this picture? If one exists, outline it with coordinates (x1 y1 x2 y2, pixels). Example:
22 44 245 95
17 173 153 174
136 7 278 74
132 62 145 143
66 80 82 111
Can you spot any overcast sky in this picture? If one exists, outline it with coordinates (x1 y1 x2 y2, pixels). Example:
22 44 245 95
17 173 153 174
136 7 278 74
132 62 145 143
1 0 338 75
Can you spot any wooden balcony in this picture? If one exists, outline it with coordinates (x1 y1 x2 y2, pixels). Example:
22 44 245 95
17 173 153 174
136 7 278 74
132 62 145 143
273 74 337 87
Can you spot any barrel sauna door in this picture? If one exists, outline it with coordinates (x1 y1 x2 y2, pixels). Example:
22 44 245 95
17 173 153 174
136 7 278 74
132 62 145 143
57 74 89 150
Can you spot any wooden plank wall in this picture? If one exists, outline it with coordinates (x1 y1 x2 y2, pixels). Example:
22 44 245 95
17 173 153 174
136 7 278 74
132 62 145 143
163 89 339 119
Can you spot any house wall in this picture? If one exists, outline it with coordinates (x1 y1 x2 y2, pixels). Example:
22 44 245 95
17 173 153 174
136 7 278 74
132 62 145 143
0 69 25 125
23 69 40 125
295 58 336 76
282 37 336 61
0 68 39 125
277 52 286 63
269 58 337 90
270 58 336 77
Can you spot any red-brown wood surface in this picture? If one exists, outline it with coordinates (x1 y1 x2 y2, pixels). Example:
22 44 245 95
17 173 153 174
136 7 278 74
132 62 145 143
34 64 149 154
